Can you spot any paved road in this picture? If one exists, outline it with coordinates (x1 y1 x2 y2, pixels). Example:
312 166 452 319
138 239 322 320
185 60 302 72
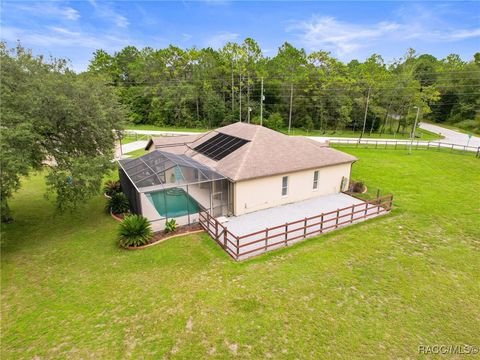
114 140 148 159
120 123 479 156
419 122 480 147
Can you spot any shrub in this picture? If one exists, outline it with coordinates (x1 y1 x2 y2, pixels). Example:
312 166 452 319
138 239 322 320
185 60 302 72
454 119 479 133
264 112 284 130
107 193 130 214
118 215 153 248
352 181 366 193
164 219 177 233
104 180 121 197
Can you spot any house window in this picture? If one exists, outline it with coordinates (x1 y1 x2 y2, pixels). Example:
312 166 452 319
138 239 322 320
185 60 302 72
281 176 288 196
313 170 319 190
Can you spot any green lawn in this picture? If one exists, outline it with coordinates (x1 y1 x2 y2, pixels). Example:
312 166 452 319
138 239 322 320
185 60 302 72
124 147 148 158
2 150 479 359
126 123 443 140
118 133 152 145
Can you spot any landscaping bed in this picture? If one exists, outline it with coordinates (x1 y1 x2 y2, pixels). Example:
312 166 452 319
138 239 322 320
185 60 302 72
127 223 203 250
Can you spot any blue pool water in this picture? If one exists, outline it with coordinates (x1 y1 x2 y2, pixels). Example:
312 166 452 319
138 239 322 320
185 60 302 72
146 188 200 218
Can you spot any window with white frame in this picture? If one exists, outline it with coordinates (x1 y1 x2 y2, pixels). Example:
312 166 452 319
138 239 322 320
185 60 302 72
281 176 288 196
313 170 319 190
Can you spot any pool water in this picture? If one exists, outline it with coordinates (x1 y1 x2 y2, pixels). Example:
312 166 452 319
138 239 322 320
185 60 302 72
146 188 200 218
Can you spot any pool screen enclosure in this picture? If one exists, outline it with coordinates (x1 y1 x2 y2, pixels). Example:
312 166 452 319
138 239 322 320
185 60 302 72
118 150 231 226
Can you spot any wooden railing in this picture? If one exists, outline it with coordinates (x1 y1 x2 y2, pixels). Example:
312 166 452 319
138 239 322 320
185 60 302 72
199 194 394 260
198 210 239 259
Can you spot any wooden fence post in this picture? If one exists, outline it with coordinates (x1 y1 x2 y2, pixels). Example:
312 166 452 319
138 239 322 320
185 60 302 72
364 202 368 217
320 214 324 233
236 236 240 259
351 204 355 223
304 218 307 238
223 229 227 249
336 209 340 228
265 228 268 251
284 223 288 245
215 220 218 240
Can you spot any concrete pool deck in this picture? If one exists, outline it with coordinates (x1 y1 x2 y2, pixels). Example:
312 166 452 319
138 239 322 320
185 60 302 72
222 193 369 237
211 193 390 259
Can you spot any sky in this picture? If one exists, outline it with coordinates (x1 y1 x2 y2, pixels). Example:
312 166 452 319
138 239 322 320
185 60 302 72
2 1 479 72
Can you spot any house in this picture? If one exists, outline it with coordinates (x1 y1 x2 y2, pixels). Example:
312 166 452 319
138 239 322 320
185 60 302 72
118 123 356 231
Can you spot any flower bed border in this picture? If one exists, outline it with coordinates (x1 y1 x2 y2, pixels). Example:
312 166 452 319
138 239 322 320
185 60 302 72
126 229 205 250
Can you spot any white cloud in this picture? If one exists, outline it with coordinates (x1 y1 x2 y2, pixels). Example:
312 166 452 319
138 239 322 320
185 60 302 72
15 3 80 21
288 11 480 58
288 16 399 56
2 25 128 50
88 1 129 28
205 31 239 48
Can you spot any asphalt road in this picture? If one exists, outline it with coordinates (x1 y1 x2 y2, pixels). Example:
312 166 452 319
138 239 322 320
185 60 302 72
118 122 480 158
419 122 480 147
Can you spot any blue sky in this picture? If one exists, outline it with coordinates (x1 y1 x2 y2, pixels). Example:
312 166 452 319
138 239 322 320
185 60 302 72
2 1 479 71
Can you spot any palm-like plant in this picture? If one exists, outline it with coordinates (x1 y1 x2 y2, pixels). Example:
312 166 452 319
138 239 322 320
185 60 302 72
107 193 130 214
164 219 177 233
104 180 121 197
118 215 153 248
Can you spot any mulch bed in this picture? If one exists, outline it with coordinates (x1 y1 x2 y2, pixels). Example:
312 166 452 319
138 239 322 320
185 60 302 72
127 223 204 250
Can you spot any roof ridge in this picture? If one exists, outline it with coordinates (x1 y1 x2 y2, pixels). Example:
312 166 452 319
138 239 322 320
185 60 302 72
232 124 261 180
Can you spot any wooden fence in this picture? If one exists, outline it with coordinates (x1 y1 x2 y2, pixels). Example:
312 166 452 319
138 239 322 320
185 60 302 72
329 138 480 157
199 194 394 260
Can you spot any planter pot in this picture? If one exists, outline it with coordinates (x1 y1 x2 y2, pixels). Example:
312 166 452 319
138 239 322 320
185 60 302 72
110 209 124 222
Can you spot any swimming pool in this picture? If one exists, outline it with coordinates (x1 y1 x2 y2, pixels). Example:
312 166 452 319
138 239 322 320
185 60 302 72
146 188 200 218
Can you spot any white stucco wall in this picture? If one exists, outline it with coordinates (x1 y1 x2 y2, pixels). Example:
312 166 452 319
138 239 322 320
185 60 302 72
233 162 352 216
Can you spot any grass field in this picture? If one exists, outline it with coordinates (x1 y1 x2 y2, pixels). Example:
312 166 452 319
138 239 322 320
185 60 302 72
2 150 479 359
124 147 148 158
126 123 443 140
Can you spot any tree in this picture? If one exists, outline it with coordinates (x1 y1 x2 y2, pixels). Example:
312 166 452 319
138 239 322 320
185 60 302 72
270 42 307 132
0 43 125 221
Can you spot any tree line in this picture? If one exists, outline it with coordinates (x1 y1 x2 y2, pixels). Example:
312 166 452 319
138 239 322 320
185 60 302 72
88 39 480 134
1 40 479 221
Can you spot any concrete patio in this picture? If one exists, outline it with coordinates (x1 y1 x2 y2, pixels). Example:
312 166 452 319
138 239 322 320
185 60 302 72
212 193 391 260
223 193 370 236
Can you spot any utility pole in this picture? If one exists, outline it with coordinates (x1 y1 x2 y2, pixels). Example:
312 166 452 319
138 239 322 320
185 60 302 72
359 86 371 140
231 63 234 114
239 74 242 122
409 106 420 154
288 83 293 133
260 77 264 126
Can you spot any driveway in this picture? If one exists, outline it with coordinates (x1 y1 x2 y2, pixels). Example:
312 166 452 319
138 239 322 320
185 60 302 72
114 140 148 159
419 122 480 147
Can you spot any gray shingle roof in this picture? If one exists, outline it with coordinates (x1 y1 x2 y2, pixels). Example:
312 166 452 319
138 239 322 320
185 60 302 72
146 123 357 181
